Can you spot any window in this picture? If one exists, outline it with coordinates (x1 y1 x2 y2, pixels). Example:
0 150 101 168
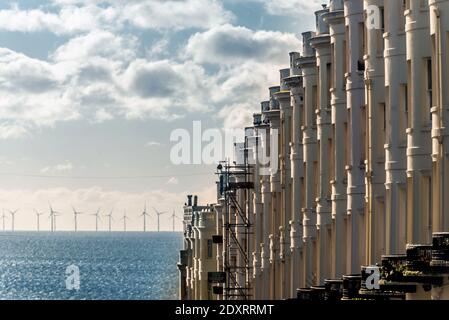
312 85 318 124
289 115 293 148
328 136 334 197
407 177 413 242
422 176 432 238
407 59 412 128
314 159 319 197
399 1 406 32
343 40 348 86
317 66 321 112
345 26 350 74
301 104 305 129
361 106 367 164
400 84 408 142
380 6 385 32
360 22 366 58
398 186 406 248
385 86 390 139
373 7 385 55
327 63 332 106
207 239 213 258
344 117 349 168
425 57 433 122
378 103 386 156
331 44 336 90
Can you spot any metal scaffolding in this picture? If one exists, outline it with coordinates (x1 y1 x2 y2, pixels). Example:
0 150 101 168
217 144 254 300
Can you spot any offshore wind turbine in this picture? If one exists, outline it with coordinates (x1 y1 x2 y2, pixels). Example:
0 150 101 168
71 206 83 232
104 209 114 232
34 209 44 232
48 204 61 232
90 208 101 232
1 209 8 231
121 210 130 232
152 207 166 232
170 210 180 232
9 209 19 231
141 204 151 232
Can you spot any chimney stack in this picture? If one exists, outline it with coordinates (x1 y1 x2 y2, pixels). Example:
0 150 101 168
187 195 193 206
193 195 198 207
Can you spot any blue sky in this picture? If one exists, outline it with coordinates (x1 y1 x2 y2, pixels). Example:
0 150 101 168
0 0 319 231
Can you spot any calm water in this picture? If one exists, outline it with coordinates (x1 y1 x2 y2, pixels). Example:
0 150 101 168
0 232 182 300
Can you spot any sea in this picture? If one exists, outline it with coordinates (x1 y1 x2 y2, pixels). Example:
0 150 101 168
0 231 183 300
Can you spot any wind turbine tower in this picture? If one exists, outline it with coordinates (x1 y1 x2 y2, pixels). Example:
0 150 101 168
104 209 114 232
152 207 166 232
121 210 130 232
141 204 151 232
9 209 19 231
90 208 101 232
1 210 7 231
170 210 179 232
49 204 61 232
71 206 83 232
34 209 44 232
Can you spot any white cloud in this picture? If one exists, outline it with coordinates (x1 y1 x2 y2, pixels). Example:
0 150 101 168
0 48 80 135
51 30 138 63
0 1 233 34
40 161 74 174
94 108 114 123
121 59 211 117
211 60 280 106
184 25 300 132
122 0 234 30
252 0 323 17
185 24 301 65
0 4 302 139
166 177 179 185
218 103 256 130
0 30 214 137
0 4 119 35
0 123 28 139
0 48 57 92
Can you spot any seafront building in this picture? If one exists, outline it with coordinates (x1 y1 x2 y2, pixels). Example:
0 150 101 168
178 0 449 300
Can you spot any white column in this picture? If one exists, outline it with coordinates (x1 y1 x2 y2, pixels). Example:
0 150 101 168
405 0 432 245
363 0 386 265
285 70 305 296
429 0 449 234
384 0 407 255
297 31 318 287
344 0 367 273
264 87 281 298
275 69 293 298
324 0 348 278
310 6 333 284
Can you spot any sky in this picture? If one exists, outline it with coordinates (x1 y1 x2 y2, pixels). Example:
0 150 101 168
0 0 319 231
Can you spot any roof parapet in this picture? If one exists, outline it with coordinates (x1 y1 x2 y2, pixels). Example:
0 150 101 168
302 31 316 57
314 5 330 35
279 68 291 91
